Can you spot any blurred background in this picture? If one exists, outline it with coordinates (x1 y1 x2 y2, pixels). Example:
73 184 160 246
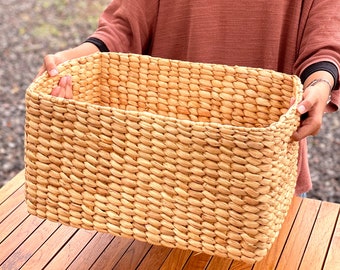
1 0 339 202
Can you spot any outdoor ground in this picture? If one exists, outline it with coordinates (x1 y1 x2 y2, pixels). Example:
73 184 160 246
1 0 339 202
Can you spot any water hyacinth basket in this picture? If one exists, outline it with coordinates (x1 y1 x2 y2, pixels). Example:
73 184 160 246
24 52 303 264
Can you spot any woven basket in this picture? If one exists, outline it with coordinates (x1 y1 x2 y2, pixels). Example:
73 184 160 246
25 52 303 264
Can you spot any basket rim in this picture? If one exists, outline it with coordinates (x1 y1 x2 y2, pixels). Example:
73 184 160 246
27 52 304 133
26 89 302 134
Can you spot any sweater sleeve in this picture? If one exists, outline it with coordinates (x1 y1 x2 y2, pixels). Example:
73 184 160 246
87 0 159 54
294 0 340 111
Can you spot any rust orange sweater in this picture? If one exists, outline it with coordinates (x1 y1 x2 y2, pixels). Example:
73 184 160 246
89 0 340 194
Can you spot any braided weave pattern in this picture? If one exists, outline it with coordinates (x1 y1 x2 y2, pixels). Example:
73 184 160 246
25 52 303 263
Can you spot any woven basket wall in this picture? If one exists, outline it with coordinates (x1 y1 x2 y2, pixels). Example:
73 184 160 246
25 52 303 264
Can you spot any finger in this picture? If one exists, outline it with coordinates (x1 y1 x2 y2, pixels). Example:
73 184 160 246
50 86 61 97
57 76 68 98
297 99 313 115
64 76 73 99
44 54 59 77
292 131 305 142
292 124 320 141
57 86 66 98
58 76 68 88
292 114 322 141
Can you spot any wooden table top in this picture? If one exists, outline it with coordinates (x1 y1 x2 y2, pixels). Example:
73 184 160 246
1 170 339 270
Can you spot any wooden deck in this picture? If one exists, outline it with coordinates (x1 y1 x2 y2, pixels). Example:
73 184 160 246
1 170 339 270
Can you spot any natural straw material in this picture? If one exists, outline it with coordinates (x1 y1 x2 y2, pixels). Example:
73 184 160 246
25 52 303 264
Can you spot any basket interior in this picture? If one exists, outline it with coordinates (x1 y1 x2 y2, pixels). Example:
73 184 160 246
36 53 299 128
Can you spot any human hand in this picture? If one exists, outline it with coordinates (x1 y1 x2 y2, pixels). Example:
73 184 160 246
35 43 100 98
292 80 331 141
36 52 69 78
36 43 100 78
50 75 73 99
36 52 73 98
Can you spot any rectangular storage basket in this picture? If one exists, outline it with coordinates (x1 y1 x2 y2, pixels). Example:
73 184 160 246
25 52 303 264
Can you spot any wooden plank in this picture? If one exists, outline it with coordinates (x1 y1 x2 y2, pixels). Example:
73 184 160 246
136 245 172 270
2 169 340 270
0 212 44 264
182 253 211 270
89 236 134 270
299 201 340 270
0 184 25 222
67 232 115 270
275 198 321 270
21 224 78 270
43 228 97 270
229 260 253 270
323 211 340 270
159 248 192 270
0 220 60 270
112 240 152 270
0 170 25 204
0 202 30 243
252 196 302 270
205 256 233 270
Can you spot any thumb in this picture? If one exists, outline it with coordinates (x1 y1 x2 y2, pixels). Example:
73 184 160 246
297 100 312 115
44 54 59 77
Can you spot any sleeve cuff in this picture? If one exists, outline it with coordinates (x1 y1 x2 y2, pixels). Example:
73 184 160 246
84 37 110 52
300 61 339 90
